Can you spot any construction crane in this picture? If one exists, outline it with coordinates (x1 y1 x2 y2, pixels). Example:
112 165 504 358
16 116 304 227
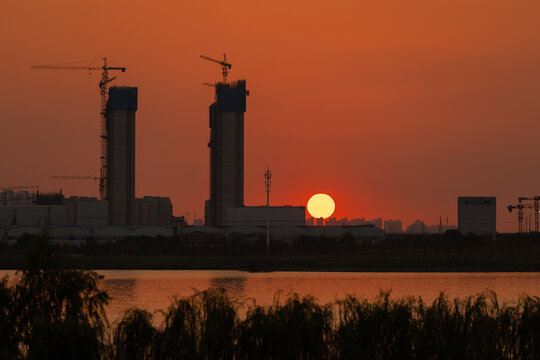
518 196 540 232
200 54 231 83
31 57 126 200
0 185 39 206
0 185 39 191
51 175 99 182
508 204 534 233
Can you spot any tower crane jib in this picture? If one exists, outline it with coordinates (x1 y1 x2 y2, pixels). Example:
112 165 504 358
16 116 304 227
199 54 232 83
31 58 126 200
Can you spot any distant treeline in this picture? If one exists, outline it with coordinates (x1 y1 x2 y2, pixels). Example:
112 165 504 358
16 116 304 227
1 236 540 359
3 231 540 262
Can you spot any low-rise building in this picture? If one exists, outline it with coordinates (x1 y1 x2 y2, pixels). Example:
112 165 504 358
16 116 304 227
368 218 383 229
0 206 70 227
0 190 34 206
405 220 425 234
307 225 384 239
133 196 173 226
384 219 402 234
65 197 108 226
226 206 305 227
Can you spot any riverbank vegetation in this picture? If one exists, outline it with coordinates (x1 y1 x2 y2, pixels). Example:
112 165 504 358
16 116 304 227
2 236 540 359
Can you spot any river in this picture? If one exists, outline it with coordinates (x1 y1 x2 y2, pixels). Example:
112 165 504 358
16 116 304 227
3 270 540 323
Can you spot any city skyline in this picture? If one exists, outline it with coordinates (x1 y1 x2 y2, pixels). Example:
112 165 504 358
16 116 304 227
2 1 540 232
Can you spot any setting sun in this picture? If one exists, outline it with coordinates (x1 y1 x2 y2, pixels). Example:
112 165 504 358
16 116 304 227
307 193 335 219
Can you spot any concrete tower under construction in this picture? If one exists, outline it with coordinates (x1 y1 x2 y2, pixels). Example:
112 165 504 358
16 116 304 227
205 80 248 227
106 86 137 225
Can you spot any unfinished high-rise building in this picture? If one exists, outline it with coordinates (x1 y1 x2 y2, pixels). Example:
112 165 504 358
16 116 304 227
205 80 248 227
106 86 137 225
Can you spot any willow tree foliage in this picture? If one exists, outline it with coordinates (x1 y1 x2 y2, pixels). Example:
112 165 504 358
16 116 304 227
5 232 109 359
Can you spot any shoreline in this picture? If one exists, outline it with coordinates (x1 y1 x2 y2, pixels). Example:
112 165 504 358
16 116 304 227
1 255 539 272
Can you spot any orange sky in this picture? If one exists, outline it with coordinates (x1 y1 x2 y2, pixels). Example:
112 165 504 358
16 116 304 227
1 0 540 231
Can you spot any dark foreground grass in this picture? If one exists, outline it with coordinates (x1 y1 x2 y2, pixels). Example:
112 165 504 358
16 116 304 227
111 289 540 359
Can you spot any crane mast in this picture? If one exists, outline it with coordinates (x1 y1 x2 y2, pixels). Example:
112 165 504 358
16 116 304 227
31 58 126 200
518 196 540 232
508 204 527 233
51 175 99 182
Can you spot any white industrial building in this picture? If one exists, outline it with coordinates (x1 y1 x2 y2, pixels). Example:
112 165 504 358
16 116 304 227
131 226 174 237
180 225 223 235
226 206 305 227
0 206 70 227
0 222 385 244
0 197 108 228
0 225 176 243
1 192 173 228
224 224 384 243
48 226 92 240
458 196 496 238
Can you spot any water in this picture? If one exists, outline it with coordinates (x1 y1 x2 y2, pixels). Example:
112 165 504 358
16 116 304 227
3 270 540 323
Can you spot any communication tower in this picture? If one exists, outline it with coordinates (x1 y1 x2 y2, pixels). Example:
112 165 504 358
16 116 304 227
265 167 272 255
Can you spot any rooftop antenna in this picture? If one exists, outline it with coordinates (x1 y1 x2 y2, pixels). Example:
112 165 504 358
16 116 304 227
265 166 272 255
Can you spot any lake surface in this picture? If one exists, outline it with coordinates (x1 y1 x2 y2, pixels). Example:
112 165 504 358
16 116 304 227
3 270 540 323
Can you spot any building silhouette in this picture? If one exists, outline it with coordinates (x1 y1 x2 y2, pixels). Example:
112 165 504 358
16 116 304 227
205 81 248 227
384 219 403 233
225 206 305 226
0 190 34 206
325 217 348 226
458 196 496 238
368 217 383 229
133 196 173 226
405 220 425 234
106 86 137 225
405 219 457 234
